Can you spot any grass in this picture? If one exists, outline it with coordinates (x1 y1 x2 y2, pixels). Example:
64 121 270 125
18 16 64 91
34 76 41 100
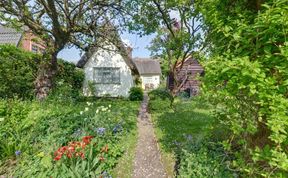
112 129 138 178
0 98 140 177
149 96 231 177
152 101 213 152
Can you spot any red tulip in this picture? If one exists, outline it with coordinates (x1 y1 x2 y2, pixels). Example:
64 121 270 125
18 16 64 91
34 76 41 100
99 156 105 161
82 136 94 144
54 154 62 161
101 145 108 153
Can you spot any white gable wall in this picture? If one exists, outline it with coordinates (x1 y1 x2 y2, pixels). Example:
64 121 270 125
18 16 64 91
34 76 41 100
82 46 134 97
140 74 160 90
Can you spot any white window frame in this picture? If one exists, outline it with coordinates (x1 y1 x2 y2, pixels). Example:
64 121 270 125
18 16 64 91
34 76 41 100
93 67 121 84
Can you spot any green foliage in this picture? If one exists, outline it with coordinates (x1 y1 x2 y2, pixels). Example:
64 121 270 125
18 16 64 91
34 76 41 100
148 96 171 113
50 60 84 101
0 99 139 177
149 97 233 176
127 0 204 82
129 87 144 101
200 0 288 176
0 45 84 100
0 99 36 160
149 88 173 101
0 45 39 99
148 88 174 110
56 59 84 91
177 91 190 99
179 141 233 178
87 80 97 97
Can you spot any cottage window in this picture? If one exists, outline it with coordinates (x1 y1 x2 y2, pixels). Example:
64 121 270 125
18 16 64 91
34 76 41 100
93 67 120 84
143 77 153 83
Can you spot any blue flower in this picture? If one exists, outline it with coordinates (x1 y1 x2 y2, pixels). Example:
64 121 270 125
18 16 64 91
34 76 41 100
96 127 106 135
15 150 21 156
173 140 181 146
101 171 112 178
186 134 193 141
112 124 122 134
72 129 82 137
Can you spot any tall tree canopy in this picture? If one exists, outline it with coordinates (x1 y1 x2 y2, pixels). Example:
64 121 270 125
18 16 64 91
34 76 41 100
127 0 204 95
0 0 126 99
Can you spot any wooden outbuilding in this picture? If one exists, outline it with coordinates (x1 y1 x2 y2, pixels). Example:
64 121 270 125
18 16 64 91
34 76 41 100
168 57 204 97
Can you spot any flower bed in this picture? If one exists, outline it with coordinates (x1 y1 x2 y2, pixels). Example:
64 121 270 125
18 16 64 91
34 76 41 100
0 99 139 177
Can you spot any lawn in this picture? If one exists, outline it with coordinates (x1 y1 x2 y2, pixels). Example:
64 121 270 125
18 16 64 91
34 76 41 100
0 98 140 177
148 94 234 177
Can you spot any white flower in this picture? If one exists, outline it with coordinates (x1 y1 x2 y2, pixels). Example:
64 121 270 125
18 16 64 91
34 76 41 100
108 110 111 112
96 109 99 114
101 107 107 112
86 102 92 106
0 117 4 122
80 111 83 115
85 107 89 111
108 104 111 108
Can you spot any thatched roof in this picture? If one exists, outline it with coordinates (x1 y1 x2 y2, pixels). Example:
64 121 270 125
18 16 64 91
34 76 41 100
76 23 138 75
133 58 161 75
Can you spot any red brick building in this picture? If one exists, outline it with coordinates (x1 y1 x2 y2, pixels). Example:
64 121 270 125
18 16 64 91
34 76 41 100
0 26 45 53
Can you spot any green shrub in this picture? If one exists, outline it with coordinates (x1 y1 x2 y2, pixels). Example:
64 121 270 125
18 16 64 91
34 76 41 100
0 45 39 99
50 59 84 101
177 91 190 99
148 98 171 113
0 45 84 100
56 59 84 91
129 87 143 101
148 88 173 101
200 0 288 176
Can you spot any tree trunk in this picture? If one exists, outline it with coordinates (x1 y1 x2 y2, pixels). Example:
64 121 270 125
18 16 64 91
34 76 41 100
35 52 58 100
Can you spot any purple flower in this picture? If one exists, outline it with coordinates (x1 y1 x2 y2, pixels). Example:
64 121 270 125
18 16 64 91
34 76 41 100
15 150 21 156
172 18 180 29
96 127 106 135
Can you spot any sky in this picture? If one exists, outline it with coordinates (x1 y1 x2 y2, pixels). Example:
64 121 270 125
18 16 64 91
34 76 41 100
57 10 180 63
58 32 155 63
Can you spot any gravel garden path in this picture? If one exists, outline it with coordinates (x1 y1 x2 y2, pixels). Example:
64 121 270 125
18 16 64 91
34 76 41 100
132 93 167 178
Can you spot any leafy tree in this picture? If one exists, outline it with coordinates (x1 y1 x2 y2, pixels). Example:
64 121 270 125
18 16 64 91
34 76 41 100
200 0 288 176
127 0 204 95
0 0 126 100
